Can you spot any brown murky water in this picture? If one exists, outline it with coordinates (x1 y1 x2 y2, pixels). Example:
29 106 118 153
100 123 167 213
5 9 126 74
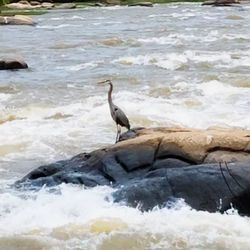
0 3 250 249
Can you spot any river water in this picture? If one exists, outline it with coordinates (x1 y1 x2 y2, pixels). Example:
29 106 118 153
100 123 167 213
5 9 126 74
0 3 250 249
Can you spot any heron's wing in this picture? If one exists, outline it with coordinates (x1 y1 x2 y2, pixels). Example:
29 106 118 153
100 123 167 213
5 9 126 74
113 105 130 129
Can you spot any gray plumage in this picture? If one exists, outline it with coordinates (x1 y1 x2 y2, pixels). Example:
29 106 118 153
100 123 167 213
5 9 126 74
99 80 130 142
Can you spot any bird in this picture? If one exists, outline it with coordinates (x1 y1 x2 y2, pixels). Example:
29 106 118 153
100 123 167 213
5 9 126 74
98 79 130 142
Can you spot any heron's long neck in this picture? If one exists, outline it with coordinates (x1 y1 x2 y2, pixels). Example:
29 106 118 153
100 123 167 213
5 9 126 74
108 83 114 107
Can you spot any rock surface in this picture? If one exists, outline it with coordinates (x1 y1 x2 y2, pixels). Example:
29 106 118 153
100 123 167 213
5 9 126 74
101 0 121 5
129 2 153 7
17 127 250 215
41 2 54 8
0 58 28 70
0 15 35 26
6 2 37 9
202 0 240 6
54 3 76 9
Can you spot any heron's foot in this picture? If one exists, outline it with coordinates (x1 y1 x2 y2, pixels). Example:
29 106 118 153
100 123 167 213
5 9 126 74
115 134 120 143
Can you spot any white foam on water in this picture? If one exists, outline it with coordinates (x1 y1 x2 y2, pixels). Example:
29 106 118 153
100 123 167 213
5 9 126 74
114 48 250 70
1 4 250 248
114 54 188 70
222 33 250 41
0 81 249 163
148 14 170 18
70 15 85 20
137 31 220 45
36 24 81 29
100 5 126 10
185 50 232 63
0 96 114 162
49 16 85 21
138 37 182 46
56 62 100 71
0 184 250 249
0 93 12 103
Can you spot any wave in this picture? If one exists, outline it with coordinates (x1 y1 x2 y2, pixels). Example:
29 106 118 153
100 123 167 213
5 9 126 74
37 24 81 29
114 49 250 70
0 82 249 161
113 54 188 70
0 184 249 250
56 62 100 71
137 31 220 45
137 31 250 47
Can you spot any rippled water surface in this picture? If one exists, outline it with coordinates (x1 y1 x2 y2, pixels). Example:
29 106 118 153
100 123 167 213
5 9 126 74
0 3 250 249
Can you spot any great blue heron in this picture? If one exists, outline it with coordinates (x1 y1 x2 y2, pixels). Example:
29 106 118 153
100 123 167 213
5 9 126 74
98 79 130 142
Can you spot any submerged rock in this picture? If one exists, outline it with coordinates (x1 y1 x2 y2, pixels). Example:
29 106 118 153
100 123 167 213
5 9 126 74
17 127 250 215
0 58 28 70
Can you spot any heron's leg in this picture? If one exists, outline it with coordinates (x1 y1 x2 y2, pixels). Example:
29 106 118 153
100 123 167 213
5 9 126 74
116 125 121 143
115 124 119 143
118 125 121 141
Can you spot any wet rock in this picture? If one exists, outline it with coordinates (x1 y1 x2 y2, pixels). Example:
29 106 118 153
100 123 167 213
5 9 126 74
54 3 76 9
41 2 54 8
129 2 153 7
202 0 240 6
89 2 105 7
19 0 30 5
17 127 250 215
6 2 36 9
30 1 41 6
0 58 28 70
113 162 250 214
101 0 121 5
0 15 35 26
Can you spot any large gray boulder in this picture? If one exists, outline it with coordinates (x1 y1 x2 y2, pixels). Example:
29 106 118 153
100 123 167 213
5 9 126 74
17 127 250 215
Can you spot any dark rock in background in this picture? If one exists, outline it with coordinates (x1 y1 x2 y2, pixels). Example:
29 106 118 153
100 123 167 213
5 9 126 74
0 58 28 70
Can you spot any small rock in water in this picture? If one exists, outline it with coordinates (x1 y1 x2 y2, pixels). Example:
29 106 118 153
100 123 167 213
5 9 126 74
6 2 35 9
202 0 240 6
30 1 41 6
102 0 121 5
129 1 153 7
0 15 35 26
41 2 54 9
0 58 28 70
55 3 76 9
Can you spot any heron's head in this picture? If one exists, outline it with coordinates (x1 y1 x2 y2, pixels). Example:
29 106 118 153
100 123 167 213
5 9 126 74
97 79 112 85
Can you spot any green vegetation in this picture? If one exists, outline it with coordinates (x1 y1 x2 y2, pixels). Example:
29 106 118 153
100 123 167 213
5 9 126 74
0 9 48 15
122 0 202 4
0 5 47 15
0 0 203 16
0 0 9 6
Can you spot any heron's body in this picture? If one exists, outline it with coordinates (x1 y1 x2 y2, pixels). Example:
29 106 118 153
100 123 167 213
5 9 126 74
108 82 130 130
99 80 130 142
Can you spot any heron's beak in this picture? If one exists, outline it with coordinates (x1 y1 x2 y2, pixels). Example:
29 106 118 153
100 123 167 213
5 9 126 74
97 81 105 84
97 80 109 85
